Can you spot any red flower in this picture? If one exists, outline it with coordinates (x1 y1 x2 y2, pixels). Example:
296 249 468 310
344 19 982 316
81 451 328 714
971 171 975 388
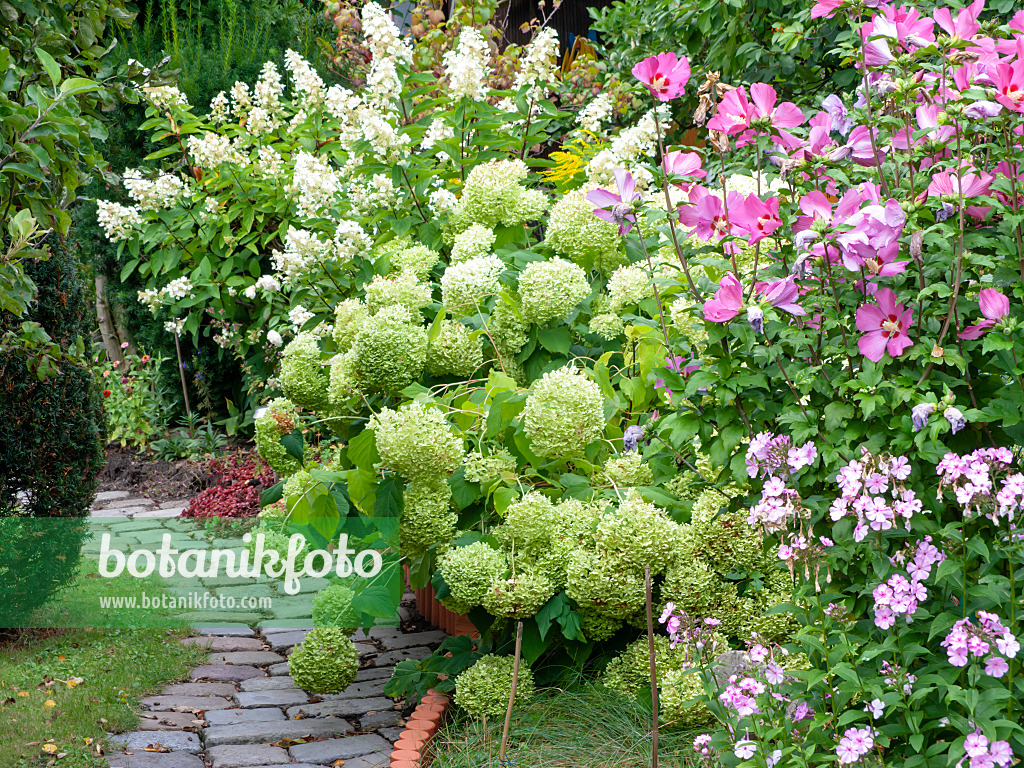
102 389 112 398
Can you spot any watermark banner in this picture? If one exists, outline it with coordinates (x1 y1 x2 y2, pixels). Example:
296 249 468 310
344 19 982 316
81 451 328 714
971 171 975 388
1 513 401 630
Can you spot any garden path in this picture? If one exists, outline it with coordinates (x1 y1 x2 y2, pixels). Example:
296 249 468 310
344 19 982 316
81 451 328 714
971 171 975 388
90 491 447 768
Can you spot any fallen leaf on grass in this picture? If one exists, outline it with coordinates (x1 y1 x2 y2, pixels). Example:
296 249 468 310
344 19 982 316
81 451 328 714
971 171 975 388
41 744 59 755
44 699 56 708
24 742 40 747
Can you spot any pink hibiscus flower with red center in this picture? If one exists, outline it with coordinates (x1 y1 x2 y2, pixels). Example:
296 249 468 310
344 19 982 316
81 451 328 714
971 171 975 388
959 288 1010 340
707 83 804 149
678 186 742 245
631 53 691 102
856 288 913 362
993 60 1024 113
731 193 782 245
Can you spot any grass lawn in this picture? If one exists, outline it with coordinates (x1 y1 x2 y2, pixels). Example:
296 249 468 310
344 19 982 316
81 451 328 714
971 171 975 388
432 683 700 768
0 560 207 767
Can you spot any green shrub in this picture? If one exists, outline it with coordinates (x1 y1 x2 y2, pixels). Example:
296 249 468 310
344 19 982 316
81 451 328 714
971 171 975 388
0 237 106 626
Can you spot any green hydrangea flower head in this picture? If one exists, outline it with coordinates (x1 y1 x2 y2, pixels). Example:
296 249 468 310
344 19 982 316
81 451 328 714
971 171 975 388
608 265 654 312
254 398 303 474
283 469 321 506
595 490 681 573
333 298 370 352
603 635 688 698
328 350 360 405
496 491 558 552
258 499 288 530
488 294 527 358
280 332 329 411
518 257 590 323
522 365 604 457
440 542 508 609
427 319 484 378
401 478 457 557
369 402 465 482
590 312 625 340
463 448 516 485
482 565 555 618
544 188 626 275
579 609 623 643
690 489 768 573
566 548 645 619
451 224 496 264
601 452 654 488
311 583 358 633
246 526 310 565
447 160 543 234
660 668 716 727
351 304 428 394
364 269 433 315
289 628 359 694
391 243 440 279
455 654 535 719
441 255 505 317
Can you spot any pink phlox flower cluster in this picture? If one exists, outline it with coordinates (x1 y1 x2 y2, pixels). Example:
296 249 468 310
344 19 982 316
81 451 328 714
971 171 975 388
836 726 876 765
720 676 765 717
659 602 723 654
937 448 1020 522
881 660 917 695
692 734 714 758
872 572 928 629
889 535 946 581
831 452 922 541
941 612 1018 675
746 432 817 479
960 731 1015 768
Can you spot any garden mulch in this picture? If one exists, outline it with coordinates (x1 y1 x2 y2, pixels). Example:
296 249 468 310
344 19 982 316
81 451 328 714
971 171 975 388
98 446 209 502
94 491 447 768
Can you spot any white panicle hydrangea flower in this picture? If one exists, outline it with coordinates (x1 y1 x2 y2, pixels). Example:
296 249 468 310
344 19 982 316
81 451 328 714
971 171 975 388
719 172 785 196
518 257 590 323
273 227 335 281
335 220 371 261
608 265 654 312
291 152 341 218
325 85 362 132
96 201 142 242
257 146 285 178
587 106 669 185
361 109 410 163
230 81 252 116
256 275 281 292
578 92 613 134
209 92 230 122
255 61 285 112
441 255 505 315
161 277 194 301
421 117 455 151
361 3 411 108
443 27 491 102
451 224 496 263
143 84 188 109
137 288 161 312
284 50 326 104
188 133 244 167
247 106 278 135
289 305 314 330
349 173 397 216
267 329 284 348
164 318 186 334
429 188 459 215
523 365 605 457
513 27 559 97
123 169 188 211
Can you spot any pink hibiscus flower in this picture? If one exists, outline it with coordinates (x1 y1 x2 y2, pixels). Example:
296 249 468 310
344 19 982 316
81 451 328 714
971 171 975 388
856 288 913 362
731 193 782 245
993 60 1024 113
703 273 743 322
631 53 691 102
707 83 804 149
588 169 641 235
959 288 1010 340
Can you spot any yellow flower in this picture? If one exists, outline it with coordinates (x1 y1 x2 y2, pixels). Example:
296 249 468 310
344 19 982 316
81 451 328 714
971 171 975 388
44 699 56 708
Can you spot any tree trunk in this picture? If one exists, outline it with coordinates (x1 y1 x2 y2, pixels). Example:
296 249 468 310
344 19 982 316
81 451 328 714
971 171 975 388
94 273 123 365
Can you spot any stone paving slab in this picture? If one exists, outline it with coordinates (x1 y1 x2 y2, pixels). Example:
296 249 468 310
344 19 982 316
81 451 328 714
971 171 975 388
190 664 264 682
377 630 446 650
184 613 265 625
208 651 285 666
265 630 309 651
111 730 202 754
288 733 392 765
141 695 235 712
238 676 295 692
321 680 389 700
213 584 276 600
136 711 200 731
95 490 131 502
267 662 290 676
285 696 394 720
202 718 354 747
358 709 403 730
134 508 185 518
342 752 391 768
379 726 405 742
205 743 290 768
354 667 394 682
371 646 433 667
197 626 255 636
234 689 310 709
205 707 287 726
159 682 239 697
258 619 314 631
106 752 205 768
182 636 264 652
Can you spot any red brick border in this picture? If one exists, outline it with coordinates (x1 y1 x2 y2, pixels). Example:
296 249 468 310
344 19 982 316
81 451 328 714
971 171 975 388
390 688 451 767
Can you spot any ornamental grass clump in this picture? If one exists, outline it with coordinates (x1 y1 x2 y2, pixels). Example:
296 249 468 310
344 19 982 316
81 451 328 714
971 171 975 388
455 654 535 719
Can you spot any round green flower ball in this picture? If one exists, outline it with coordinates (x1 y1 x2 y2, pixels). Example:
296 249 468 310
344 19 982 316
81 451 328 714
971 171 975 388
455 654 535 719
518 257 590 324
426 319 484 378
289 628 359 695
311 583 358 634
280 332 329 411
522 365 604 458
440 542 508 609
254 398 303 474
351 305 427 394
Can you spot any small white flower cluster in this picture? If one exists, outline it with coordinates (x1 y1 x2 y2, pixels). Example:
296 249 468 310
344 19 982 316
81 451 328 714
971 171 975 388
188 133 244 167
208 92 230 123
164 318 185 334
587 106 669 186
429 188 459 215
96 200 143 242
123 169 189 211
143 84 189 110
513 28 559 98
443 27 491 102
421 117 455 152
244 274 283 298
288 305 314 331
578 92 613 134
251 62 287 132
137 288 161 312
348 173 397 217
334 220 371 261
361 2 411 107
256 146 285 179
441 255 505 315
290 151 341 218
273 226 335 282
361 110 411 163
284 49 326 106
163 276 195 301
